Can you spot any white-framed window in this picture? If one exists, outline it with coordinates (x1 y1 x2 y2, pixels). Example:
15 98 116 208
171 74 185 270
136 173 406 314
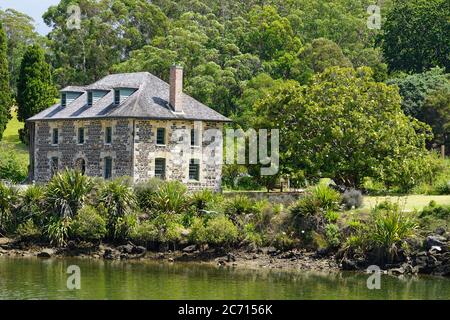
78 127 85 144
155 158 166 180
189 159 200 181
156 128 166 145
105 127 112 144
52 128 59 145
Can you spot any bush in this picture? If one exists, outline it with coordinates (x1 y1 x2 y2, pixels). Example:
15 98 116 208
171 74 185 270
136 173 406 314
45 216 71 247
419 201 450 220
0 151 27 183
70 205 107 241
204 215 239 247
0 182 19 233
97 178 136 240
342 189 363 210
130 220 159 246
45 169 94 218
290 184 341 235
324 224 341 247
151 181 189 214
134 178 164 213
224 195 256 222
190 189 223 213
273 232 296 251
16 219 42 241
17 185 46 228
242 223 263 247
189 216 207 245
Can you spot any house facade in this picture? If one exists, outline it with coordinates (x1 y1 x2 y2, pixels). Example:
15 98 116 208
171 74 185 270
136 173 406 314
27 67 231 191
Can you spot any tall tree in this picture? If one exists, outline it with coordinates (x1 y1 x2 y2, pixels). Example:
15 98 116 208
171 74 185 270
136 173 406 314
0 21 12 140
17 45 57 144
382 0 449 73
0 9 42 93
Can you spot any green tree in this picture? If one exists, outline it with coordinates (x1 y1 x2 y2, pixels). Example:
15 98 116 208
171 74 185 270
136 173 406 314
0 21 12 140
16 45 57 144
0 9 42 92
252 67 432 189
387 68 450 118
382 0 449 73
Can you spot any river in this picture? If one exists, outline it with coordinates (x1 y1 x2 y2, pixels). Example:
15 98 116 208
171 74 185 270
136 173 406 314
0 257 449 299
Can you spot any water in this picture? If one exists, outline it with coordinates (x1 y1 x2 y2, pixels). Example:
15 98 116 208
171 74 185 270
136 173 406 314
0 257 449 300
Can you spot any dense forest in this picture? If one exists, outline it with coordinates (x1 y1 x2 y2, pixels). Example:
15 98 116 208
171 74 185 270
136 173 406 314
0 0 449 191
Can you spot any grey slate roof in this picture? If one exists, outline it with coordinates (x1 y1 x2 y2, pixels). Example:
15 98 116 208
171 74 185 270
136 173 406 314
27 72 231 122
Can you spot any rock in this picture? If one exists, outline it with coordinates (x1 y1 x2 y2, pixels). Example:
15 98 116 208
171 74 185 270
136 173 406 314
341 258 358 271
168 258 174 263
118 244 134 254
120 253 129 260
280 251 295 259
37 249 53 258
158 253 165 259
426 235 447 249
388 267 405 275
227 253 236 262
103 249 114 260
132 246 147 255
182 245 197 253
435 227 446 236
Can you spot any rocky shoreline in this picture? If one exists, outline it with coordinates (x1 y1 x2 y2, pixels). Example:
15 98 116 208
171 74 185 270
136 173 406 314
1 233 449 277
0 238 338 273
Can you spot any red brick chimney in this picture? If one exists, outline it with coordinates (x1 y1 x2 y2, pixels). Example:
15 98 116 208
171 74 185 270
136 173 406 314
170 65 184 113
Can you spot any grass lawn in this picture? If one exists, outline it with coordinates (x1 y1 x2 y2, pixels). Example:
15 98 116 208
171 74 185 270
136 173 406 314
0 109 29 167
363 195 450 212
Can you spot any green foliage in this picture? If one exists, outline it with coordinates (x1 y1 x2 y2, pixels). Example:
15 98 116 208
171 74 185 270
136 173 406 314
130 220 159 245
70 205 107 241
252 67 434 189
16 219 42 241
97 178 136 240
150 181 189 214
0 151 28 183
0 21 12 140
204 215 239 247
324 224 341 247
16 184 46 228
224 195 256 220
16 44 57 143
190 189 223 213
346 201 418 264
382 0 449 73
0 182 19 234
45 169 94 218
45 216 71 247
273 232 296 251
134 178 164 213
290 185 341 239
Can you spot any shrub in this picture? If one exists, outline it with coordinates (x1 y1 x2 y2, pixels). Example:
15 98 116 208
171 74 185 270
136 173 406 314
97 178 136 240
17 185 46 227
419 201 450 220
0 151 27 183
134 178 164 212
189 216 207 245
45 216 71 247
204 215 239 247
45 169 94 218
190 189 223 213
290 184 341 235
0 182 19 233
273 232 296 251
224 195 256 222
70 205 107 241
324 224 341 247
151 181 189 214
16 219 42 241
324 211 339 223
342 189 363 210
130 220 159 246
243 223 263 247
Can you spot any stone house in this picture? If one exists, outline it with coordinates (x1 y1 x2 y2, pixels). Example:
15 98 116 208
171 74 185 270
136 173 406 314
26 66 231 191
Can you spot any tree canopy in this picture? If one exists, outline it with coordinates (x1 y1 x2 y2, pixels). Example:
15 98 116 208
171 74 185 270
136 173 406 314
0 21 13 139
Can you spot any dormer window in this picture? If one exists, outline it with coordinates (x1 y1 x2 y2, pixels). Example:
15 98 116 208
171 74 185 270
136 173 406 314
61 93 67 107
114 89 121 105
87 92 93 106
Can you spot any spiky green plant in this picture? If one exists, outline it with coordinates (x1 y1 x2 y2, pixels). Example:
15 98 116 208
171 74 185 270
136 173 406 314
97 178 136 240
151 181 188 214
45 169 94 218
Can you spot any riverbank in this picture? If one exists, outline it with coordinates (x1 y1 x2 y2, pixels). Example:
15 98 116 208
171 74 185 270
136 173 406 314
0 238 339 273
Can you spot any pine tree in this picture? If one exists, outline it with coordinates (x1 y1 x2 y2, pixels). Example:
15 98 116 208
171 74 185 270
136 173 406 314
17 44 57 144
0 21 12 140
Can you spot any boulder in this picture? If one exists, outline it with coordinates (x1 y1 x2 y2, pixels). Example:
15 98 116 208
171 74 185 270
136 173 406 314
103 249 115 260
227 253 236 262
182 245 197 253
435 227 446 236
117 244 134 254
341 258 358 271
37 249 54 258
132 246 147 255
426 235 447 249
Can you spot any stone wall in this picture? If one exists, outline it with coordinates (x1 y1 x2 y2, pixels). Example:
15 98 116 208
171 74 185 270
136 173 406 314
133 120 223 191
32 118 223 191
